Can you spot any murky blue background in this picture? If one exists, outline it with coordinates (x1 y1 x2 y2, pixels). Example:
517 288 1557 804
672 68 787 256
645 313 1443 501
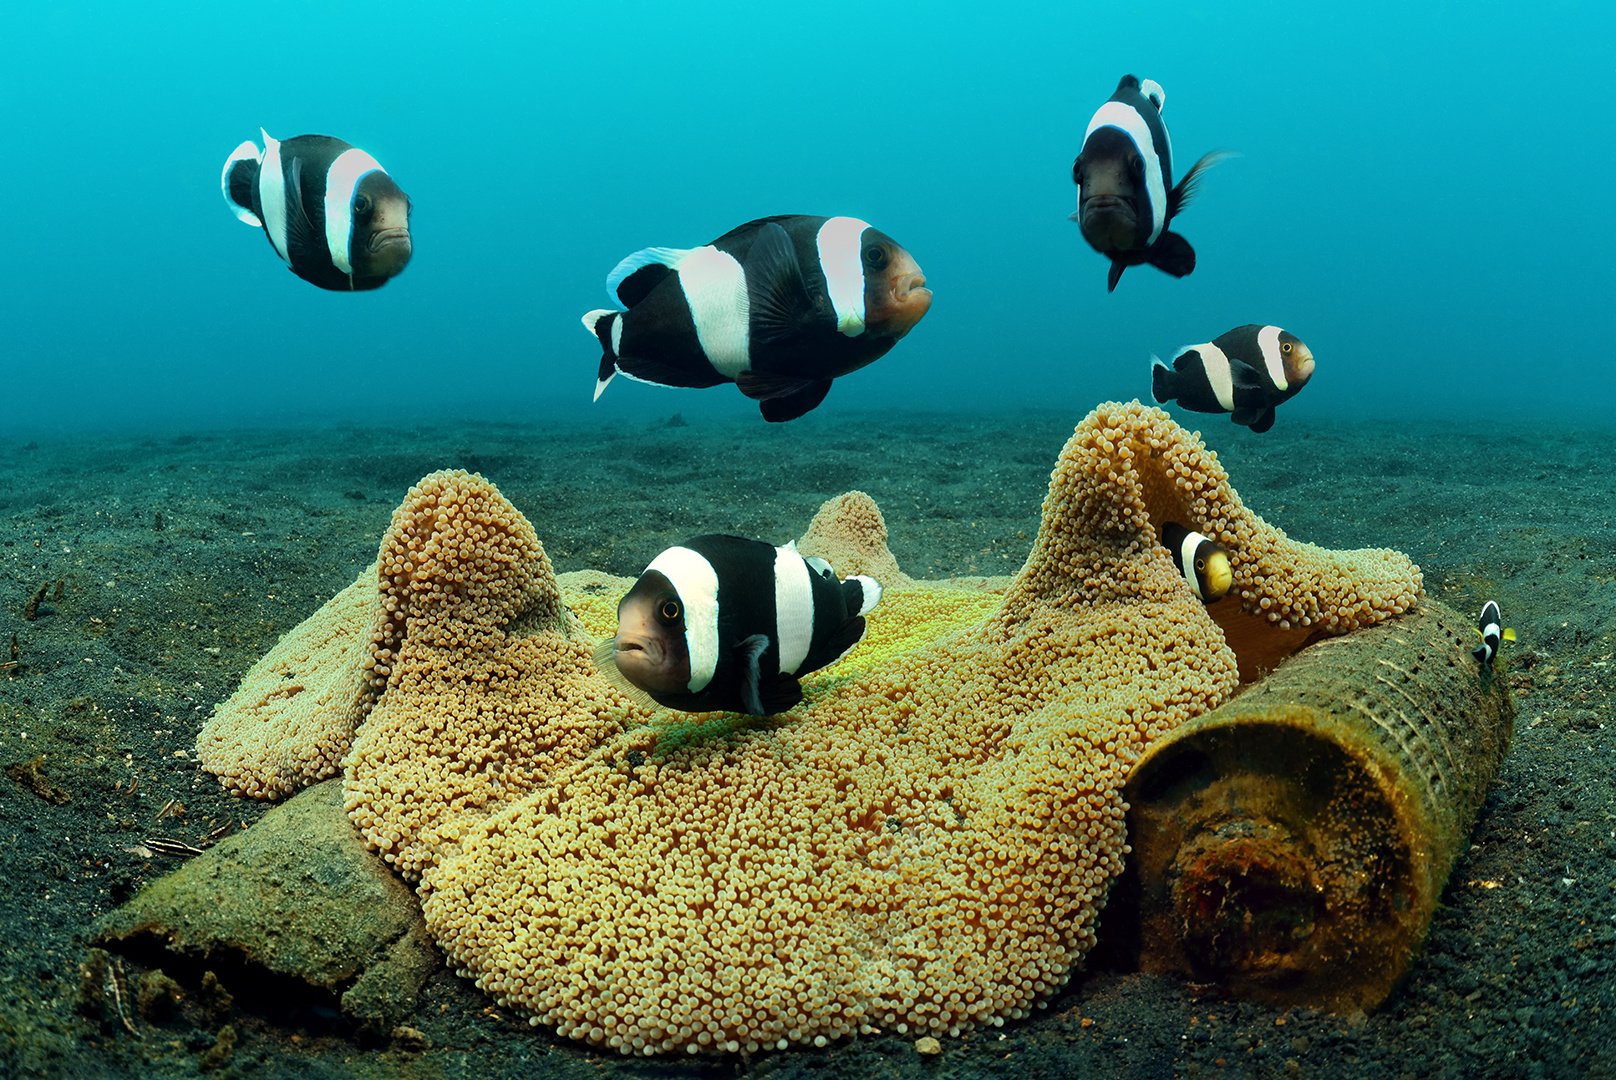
2 0 1610 433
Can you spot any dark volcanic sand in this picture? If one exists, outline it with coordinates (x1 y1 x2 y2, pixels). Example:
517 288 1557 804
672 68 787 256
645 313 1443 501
1 409 1612 1079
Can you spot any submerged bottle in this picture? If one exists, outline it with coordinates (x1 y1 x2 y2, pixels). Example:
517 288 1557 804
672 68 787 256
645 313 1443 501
1114 598 1514 1012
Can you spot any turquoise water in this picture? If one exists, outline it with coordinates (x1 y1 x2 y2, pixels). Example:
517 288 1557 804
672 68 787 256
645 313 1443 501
2 1 1611 433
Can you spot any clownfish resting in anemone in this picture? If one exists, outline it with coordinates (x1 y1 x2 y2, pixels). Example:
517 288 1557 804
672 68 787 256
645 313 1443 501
595 535 882 716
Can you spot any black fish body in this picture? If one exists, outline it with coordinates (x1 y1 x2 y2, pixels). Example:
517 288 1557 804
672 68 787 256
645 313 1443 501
1152 324 1315 433
583 215 932 422
221 130 412 291
596 534 881 715
1471 600 1513 666
1072 75 1226 292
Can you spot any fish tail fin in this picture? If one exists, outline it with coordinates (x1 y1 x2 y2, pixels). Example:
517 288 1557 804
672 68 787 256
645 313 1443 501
1503 628 1517 643
843 574 882 617
221 139 263 227
1150 354 1176 404
583 309 619 401
1167 149 1236 217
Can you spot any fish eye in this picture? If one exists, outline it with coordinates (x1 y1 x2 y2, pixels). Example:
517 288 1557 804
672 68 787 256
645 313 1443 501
1194 558 1206 572
659 600 680 621
863 244 888 270
1281 342 1293 354
1128 153 1141 170
353 193 373 215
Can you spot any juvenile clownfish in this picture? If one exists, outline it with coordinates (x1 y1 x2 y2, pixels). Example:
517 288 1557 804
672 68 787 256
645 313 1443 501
582 215 932 422
1071 75 1230 292
1162 522 1231 602
1472 600 1515 667
594 535 882 716
1152 325 1316 434
221 130 412 291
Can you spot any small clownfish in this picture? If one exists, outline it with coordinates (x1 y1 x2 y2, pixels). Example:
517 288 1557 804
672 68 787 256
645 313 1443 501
594 535 881 716
1152 325 1316 434
1472 600 1515 667
1162 522 1232 602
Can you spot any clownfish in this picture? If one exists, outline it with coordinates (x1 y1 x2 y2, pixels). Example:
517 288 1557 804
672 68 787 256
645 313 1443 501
1072 75 1229 292
1472 600 1515 667
1162 522 1232 602
221 130 412 291
1152 325 1315 434
583 215 931 422
595 535 881 715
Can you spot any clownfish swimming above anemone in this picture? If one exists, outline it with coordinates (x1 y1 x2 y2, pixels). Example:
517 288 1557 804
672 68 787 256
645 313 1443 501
583 215 932 422
594 535 881 716
1072 75 1230 292
1152 325 1316 434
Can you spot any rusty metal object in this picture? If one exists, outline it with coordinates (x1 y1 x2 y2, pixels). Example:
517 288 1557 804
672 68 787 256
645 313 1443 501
1119 598 1513 1012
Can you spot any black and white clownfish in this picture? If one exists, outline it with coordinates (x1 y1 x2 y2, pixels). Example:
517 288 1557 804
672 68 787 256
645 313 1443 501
1072 75 1229 292
594 535 882 715
1152 324 1316 434
1161 522 1232 602
221 130 412 291
583 215 932 422
1471 600 1515 667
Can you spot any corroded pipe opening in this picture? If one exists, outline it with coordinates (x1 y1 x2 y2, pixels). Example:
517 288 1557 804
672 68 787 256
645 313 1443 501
1119 599 1513 1012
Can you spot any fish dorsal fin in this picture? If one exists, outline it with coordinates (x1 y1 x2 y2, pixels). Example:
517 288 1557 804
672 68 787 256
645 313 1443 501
744 221 817 346
606 246 691 307
591 638 658 710
734 633 772 716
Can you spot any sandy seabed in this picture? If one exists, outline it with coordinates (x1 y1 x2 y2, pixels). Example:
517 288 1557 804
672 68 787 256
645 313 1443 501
0 408 1612 1079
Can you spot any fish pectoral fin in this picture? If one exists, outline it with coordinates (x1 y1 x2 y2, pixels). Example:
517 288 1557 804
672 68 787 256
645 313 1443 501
1148 232 1196 278
1167 149 1235 217
745 222 818 345
1226 358 1269 390
758 379 833 423
606 247 689 307
614 352 729 390
1107 260 1127 292
734 634 773 715
281 157 322 270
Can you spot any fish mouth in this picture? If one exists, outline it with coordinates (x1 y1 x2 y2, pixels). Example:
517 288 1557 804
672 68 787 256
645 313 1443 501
368 228 411 253
893 273 929 303
1082 194 1134 219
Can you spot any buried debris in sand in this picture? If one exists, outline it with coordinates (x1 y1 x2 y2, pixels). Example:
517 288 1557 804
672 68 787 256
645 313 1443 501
92 779 436 1031
182 401 1436 1054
